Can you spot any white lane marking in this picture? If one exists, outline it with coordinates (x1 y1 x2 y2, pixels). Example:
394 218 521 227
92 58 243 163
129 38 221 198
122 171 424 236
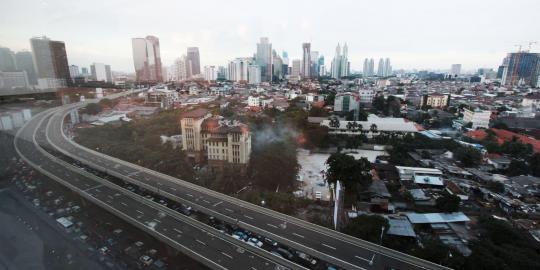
174 228 183 234
186 193 193 197
203 200 211 204
120 202 127 206
292 233 305 238
322 243 336 250
244 215 254 220
213 201 223 207
250 267 258 270
355 255 372 263
136 210 144 215
196 239 206 246
169 187 176 191
267 223 278 229
153 219 161 223
224 208 233 212
221 252 233 259
107 195 114 200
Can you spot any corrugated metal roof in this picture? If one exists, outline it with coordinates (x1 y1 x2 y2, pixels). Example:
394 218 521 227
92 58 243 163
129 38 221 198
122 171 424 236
406 212 470 224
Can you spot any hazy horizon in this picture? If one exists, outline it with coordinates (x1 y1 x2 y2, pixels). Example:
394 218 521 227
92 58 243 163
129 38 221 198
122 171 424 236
2 0 539 73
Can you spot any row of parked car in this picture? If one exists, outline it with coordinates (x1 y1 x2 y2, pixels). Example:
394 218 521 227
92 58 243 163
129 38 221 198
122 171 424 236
67 157 340 270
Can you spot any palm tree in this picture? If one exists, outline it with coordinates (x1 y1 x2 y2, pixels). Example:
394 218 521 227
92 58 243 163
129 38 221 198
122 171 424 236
329 117 340 128
370 124 378 134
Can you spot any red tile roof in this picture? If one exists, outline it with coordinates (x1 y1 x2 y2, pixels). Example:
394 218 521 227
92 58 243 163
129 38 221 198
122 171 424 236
464 128 540 153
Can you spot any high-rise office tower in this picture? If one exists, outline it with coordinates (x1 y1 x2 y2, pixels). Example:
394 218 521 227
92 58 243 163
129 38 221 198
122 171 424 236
340 43 349 77
30 36 71 89
363 58 370 76
301 43 311 78
272 50 283 80
331 44 342 79
248 65 261 84
69 65 79 79
282 51 289 65
310 51 319 78
369 59 375 76
256 37 272 82
15 51 37 85
0 47 17 72
501 52 540 87
384 58 392 77
330 43 350 79
81 67 89 75
90 63 112 82
377 58 385 76
131 36 162 83
186 47 201 78
450 64 461 77
291 59 301 79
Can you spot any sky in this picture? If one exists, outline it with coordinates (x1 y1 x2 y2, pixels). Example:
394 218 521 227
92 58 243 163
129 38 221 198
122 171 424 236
1 0 539 73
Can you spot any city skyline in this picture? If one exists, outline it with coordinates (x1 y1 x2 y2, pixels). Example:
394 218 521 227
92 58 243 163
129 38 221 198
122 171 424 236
2 0 540 73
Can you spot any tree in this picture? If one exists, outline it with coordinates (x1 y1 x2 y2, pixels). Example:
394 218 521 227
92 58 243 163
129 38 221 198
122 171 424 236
505 160 530 176
501 139 533 158
486 181 505 193
529 153 540 177
342 215 389 243
249 140 299 191
325 153 372 203
308 106 328 117
85 103 102 115
370 124 378 134
436 193 461 212
454 147 482 167
329 117 340 128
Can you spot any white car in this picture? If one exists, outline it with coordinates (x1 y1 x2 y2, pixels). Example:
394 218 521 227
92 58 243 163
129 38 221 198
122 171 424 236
248 237 263 248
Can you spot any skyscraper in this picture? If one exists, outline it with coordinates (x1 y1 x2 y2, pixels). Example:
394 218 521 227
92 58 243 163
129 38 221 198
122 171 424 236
363 58 370 76
0 47 16 72
69 65 79 79
248 65 261 84
384 58 392 77
132 36 162 83
331 43 341 79
204 66 218 81
501 52 540 87
330 43 350 79
272 50 283 80
340 43 349 77
310 51 319 78
186 47 201 78
170 55 188 82
291 59 301 79
301 43 311 78
377 58 385 76
256 37 272 82
450 64 461 77
15 51 37 85
227 58 251 82
30 36 71 89
90 63 112 82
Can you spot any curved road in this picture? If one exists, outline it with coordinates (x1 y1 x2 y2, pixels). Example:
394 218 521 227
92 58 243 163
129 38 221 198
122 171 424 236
43 91 451 270
16 106 300 270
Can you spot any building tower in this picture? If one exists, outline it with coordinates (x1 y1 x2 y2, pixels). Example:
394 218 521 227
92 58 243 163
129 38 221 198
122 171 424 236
256 37 272 82
186 47 201 78
131 36 162 83
30 36 71 89
301 43 311 78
